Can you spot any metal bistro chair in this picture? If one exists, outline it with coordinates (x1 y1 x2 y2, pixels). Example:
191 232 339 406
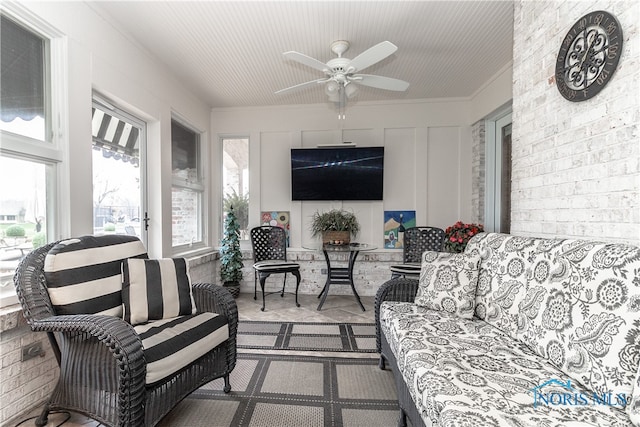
250 226 301 311
389 226 445 279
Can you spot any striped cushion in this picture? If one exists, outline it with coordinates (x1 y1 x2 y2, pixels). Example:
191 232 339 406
389 263 421 276
122 258 196 326
134 312 229 384
253 260 300 271
44 235 147 316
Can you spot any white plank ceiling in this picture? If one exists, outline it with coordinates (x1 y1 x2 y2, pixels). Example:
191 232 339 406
90 1 514 109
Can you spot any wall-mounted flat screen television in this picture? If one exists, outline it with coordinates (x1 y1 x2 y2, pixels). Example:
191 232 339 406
291 146 384 200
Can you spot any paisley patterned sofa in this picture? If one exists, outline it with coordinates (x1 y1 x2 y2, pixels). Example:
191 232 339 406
375 232 640 427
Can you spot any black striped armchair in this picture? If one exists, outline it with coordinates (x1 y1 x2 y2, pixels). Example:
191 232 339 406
13 235 237 427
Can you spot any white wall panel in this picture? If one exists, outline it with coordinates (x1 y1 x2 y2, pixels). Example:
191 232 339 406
259 131 292 212
383 128 417 210
427 127 463 229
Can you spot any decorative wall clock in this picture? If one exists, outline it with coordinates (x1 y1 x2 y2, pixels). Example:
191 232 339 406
555 10 623 101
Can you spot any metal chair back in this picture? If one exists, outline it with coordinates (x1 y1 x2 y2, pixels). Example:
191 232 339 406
403 226 445 263
251 226 288 262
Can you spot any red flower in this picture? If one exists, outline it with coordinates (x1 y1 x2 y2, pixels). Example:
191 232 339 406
443 221 484 253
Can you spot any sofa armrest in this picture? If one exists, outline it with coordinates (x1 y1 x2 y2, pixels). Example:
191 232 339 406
374 277 419 353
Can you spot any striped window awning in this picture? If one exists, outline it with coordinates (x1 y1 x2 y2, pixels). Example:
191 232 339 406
92 107 140 166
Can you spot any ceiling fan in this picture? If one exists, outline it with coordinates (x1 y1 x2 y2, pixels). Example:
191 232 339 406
275 40 410 107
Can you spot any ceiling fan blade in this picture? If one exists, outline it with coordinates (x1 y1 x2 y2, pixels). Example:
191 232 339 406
351 74 410 91
275 78 328 94
283 51 329 73
347 41 398 72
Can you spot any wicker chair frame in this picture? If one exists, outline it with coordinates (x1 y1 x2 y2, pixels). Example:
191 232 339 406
374 277 419 369
13 241 238 427
374 277 423 427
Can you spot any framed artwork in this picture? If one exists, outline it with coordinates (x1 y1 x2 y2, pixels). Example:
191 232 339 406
261 211 291 246
384 210 416 249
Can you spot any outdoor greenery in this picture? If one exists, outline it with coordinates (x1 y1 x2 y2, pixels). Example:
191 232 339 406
0 223 46 249
103 223 116 232
220 205 243 285
4 225 26 237
223 189 249 233
310 209 360 237
32 232 46 248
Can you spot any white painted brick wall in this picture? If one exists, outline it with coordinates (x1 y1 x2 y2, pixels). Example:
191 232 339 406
511 0 640 244
0 310 58 426
471 120 486 224
232 249 403 298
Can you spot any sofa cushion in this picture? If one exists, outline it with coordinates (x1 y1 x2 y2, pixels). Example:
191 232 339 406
380 301 633 426
122 258 196 326
467 233 550 339
134 312 229 385
414 251 480 319
515 246 640 407
44 235 147 317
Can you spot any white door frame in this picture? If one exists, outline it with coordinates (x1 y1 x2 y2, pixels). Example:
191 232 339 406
484 107 512 233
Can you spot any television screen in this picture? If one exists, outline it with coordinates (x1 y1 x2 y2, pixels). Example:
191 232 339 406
291 146 384 200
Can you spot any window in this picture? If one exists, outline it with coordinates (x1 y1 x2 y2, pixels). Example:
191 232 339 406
222 138 249 240
0 11 62 306
172 119 204 249
0 14 48 140
92 97 146 242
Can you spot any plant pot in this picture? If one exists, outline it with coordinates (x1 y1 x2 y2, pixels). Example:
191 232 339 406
322 230 351 245
222 281 240 298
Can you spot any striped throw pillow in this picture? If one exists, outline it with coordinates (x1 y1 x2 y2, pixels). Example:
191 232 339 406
122 258 196 325
44 235 147 316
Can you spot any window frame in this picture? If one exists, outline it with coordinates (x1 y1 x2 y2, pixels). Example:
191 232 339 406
91 94 148 245
221 136 250 244
171 115 208 254
0 4 66 307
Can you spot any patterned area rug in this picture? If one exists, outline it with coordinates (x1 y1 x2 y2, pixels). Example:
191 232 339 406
158 353 399 427
237 321 377 353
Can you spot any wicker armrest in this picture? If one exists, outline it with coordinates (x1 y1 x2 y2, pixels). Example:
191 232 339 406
374 278 420 354
32 313 144 363
32 314 146 425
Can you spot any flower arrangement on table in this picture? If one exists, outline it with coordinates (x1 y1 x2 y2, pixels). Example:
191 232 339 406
444 221 484 253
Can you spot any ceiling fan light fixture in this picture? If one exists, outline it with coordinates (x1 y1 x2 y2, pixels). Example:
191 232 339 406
325 80 339 97
344 83 357 99
277 40 408 120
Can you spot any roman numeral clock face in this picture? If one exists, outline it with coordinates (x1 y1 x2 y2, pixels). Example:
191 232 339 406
555 10 623 102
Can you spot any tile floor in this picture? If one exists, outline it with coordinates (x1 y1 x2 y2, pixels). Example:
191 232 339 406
14 292 378 427
237 291 376 323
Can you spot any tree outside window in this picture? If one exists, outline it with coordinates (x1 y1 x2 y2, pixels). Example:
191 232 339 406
222 138 249 240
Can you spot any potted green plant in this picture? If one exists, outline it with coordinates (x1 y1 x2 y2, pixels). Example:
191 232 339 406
310 209 360 245
219 205 243 297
